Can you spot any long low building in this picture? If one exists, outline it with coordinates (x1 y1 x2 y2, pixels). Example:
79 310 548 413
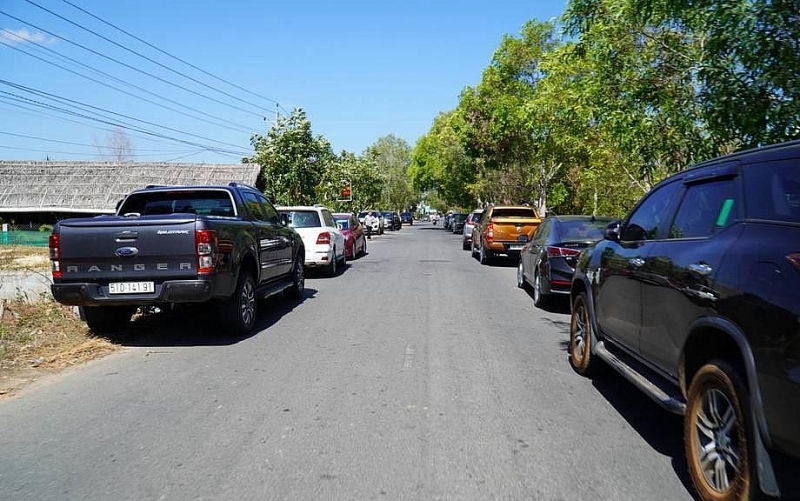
0 160 261 221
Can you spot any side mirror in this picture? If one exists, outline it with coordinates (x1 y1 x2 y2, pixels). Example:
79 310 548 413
281 213 290 227
605 221 621 241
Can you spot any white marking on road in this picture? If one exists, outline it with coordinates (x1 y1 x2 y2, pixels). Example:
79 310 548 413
403 344 415 369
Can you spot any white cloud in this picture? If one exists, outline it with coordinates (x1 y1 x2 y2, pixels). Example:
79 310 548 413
0 27 57 46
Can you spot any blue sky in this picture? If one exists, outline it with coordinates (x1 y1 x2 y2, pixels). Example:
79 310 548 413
0 0 567 164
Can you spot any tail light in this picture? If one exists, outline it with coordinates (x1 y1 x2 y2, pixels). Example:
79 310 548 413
547 246 581 258
49 233 62 279
788 253 800 272
195 229 217 275
316 232 331 245
486 223 494 242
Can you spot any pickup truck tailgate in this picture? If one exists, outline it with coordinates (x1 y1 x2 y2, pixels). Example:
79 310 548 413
491 217 541 243
57 215 198 282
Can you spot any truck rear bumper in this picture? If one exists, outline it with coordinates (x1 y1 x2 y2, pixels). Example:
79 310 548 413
52 280 214 306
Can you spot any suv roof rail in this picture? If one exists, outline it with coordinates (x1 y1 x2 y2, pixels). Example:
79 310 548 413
228 181 260 192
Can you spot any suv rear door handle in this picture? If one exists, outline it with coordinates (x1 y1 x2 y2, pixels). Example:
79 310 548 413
688 263 713 276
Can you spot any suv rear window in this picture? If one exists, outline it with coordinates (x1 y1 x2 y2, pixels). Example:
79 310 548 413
282 210 321 228
744 160 800 223
120 190 234 217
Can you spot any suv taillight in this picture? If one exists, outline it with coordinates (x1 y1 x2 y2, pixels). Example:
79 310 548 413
49 233 62 279
195 229 217 274
317 232 331 245
486 223 494 242
547 246 581 258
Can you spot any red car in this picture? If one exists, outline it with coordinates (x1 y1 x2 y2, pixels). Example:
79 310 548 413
333 213 367 259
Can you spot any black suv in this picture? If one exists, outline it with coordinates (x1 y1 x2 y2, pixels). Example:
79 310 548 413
569 140 800 500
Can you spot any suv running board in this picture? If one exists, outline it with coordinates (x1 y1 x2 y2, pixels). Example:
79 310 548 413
595 340 686 415
256 278 293 299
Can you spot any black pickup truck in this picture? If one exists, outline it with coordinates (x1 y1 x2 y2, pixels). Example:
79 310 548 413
49 182 305 336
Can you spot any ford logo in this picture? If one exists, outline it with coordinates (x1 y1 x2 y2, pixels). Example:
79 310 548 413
115 246 139 257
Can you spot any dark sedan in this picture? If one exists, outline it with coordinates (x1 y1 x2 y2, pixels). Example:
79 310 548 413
450 212 468 234
517 215 613 307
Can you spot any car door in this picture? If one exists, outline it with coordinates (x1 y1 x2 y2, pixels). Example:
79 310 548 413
595 180 682 353
241 191 280 283
258 194 295 277
526 218 550 281
639 170 741 375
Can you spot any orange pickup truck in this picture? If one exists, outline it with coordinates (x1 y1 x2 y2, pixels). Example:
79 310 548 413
471 205 541 265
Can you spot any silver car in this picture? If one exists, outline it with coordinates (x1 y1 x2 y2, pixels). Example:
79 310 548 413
461 209 484 250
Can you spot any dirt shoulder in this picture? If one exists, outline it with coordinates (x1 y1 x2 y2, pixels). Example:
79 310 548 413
0 246 119 398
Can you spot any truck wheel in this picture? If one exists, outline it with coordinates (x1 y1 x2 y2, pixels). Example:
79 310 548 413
569 292 602 376
285 257 304 300
684 360 756 501
219 272 256 336
81 305 134 333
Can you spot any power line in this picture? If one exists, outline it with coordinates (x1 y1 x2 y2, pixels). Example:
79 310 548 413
59 0 283 108
0 131 196 152
0 144 201 158
0 37 259 135
0 10 265 119
0 89 247 156
23 0 277 115
0 79 251 153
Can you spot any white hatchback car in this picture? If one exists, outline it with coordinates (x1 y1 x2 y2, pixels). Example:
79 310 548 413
277 205 347 276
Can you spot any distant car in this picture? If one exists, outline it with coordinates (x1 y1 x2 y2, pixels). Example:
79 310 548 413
278 205 346 276
450 212 468 234
517 215 613 307
400 212 414 225
381 211 401 231
358 210 384 235
461 209 484 250
333 212 367 259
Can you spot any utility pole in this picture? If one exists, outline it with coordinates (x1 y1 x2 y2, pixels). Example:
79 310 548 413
276 103 280 124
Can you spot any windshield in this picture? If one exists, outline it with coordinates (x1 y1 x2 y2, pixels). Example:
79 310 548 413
335 218 350 229
281 210 321 228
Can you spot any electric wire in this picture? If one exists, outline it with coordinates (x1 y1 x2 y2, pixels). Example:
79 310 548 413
0 144 203 158
0 90 247 156
0 10 265 118
59 0 282 108
0 131 197 153
0 79 251 153
0 37 258 135
25 0 276 114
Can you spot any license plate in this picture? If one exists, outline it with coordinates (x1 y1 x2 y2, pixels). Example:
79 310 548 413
109 281 154 294
509 245 524 251
517 235 528 242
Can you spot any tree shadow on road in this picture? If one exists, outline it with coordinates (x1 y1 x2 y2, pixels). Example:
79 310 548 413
101 288 319 348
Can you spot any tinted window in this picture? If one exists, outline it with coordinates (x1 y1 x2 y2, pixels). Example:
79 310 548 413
557 219 610 241
322 210 336 227
256 194 280 224
491 208 537 218
622 181 681 241
533 219 550 244
283 210 321 228
121 190 234 217
242 192 269 221
743 159 800 223
669 179 737 239
335 218 350 229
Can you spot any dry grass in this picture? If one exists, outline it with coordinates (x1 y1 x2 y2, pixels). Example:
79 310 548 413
0 245 50 270
0 297 118 397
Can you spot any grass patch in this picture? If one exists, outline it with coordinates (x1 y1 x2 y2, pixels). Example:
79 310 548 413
0 297 118 396
0 245 50 271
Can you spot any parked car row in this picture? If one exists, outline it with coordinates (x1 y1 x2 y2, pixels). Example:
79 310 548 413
438 140 800 501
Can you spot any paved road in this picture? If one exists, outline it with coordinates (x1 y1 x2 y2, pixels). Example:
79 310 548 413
0 223 696 501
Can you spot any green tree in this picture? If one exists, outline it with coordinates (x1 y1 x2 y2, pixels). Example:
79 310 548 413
364 135 417 210
247 108 334 205
317 151 385 213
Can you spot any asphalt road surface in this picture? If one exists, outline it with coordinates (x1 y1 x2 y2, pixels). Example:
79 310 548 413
0 223 696 501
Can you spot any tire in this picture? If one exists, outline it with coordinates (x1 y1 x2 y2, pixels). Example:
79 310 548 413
285 255 305 300
361 238 367 256
218 272 257 336
81 305 134 333
479 245 493 265
471 241 478 259
569 292 602 376
533 269 549 308
327 248 338 276
684 361 757 501
462 238 470 251
339 245 346 266
517 261 526 289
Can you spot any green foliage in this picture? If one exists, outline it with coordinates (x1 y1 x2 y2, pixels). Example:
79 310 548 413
247 108 334 206
38 224 53 233
316 151 385 213
364 135 418 210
